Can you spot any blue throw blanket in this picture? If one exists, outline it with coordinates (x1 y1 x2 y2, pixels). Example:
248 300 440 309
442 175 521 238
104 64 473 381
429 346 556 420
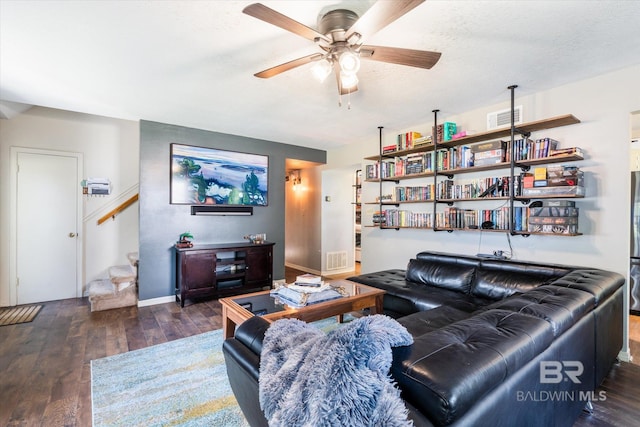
259 315 414 427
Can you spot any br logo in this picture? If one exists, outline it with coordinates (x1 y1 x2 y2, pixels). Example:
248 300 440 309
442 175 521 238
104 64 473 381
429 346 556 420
540 361 584 384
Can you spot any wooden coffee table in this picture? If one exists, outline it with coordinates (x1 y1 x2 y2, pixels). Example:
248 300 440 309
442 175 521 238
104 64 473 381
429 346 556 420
219 279 385 338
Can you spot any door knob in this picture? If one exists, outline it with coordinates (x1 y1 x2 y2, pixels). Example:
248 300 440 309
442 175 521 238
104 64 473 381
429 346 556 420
69 232 77 238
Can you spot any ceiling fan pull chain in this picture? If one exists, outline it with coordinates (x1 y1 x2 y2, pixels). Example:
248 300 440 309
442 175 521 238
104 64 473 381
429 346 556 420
347 88 352 110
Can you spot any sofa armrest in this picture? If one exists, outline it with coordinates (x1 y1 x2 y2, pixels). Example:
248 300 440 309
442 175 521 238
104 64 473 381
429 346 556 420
222 316 270 427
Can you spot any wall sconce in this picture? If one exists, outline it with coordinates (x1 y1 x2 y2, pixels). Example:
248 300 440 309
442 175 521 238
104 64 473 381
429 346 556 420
288 170 302 188
288 169 302 192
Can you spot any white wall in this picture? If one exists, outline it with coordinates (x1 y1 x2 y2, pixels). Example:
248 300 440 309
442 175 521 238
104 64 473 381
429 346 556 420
320 165 359 275
0 107 139 306
326 64 640 358
328 65 639 276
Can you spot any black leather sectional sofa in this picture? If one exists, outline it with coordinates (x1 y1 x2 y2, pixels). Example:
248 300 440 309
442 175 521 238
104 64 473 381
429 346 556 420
222 251 624 427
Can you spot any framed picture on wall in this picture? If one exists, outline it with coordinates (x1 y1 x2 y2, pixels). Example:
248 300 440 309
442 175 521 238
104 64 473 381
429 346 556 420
170 143 268 206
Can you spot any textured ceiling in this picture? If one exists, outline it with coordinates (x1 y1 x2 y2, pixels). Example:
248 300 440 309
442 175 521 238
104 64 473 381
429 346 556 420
1 0 639 150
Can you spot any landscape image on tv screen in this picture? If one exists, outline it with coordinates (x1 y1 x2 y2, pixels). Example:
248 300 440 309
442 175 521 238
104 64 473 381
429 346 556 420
170 143 268 206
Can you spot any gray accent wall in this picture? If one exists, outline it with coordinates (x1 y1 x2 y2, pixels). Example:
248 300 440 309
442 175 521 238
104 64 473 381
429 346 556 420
139 120 326 301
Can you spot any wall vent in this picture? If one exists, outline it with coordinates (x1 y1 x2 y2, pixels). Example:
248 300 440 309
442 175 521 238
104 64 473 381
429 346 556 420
326 251 348 271
487 105 523 130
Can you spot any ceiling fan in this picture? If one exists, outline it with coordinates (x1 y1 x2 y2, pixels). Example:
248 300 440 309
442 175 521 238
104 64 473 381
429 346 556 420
243 0 441 101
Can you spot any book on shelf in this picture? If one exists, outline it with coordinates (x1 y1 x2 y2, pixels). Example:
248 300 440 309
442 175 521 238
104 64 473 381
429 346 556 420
405 154 425 175
549 147 583 157
471 140 507 153
433 122 457 142
535 138 559 158
414 135 432 146
397 131 423 150
382 144 397 154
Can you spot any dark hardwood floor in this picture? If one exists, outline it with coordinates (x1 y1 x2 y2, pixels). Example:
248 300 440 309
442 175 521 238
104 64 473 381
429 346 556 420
1 267 639 427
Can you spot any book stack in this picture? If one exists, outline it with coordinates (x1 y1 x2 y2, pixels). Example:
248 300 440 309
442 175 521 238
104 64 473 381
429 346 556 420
373 211 387 225
471 140 507 166
288 274 325 291
527 200 579 234
270 274 343 308
397 131 423 151
413 135 432 146
521 166 585 198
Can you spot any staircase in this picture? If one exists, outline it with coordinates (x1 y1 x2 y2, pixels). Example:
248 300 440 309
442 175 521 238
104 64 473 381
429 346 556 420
87 252 139 312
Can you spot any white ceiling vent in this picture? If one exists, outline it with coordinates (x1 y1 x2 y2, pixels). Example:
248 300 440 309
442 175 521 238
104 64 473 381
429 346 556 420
487 106 523 130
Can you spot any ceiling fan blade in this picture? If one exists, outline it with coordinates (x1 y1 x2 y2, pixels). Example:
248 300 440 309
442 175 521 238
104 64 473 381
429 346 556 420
243 3 330 43
345 0 425 42
254 53 322 78
360 45 441 69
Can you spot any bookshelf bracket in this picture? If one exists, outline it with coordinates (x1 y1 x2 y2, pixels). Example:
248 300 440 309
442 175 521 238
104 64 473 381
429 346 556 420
514 128 531 139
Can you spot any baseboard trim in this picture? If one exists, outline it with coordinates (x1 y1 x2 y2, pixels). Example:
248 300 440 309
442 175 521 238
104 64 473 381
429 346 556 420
618 349 633 363
285 262 321 276
322 267 355 277
138 295 175 307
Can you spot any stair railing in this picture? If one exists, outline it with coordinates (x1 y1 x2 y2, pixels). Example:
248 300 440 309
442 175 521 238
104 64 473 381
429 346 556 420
97 193 139 225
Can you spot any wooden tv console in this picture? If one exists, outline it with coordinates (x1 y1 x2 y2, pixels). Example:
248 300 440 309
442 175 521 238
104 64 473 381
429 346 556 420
174 241 274 307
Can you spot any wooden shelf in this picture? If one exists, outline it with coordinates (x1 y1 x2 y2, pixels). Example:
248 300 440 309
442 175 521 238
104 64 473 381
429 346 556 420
436 197 510 203
365 114 580 160
515 194 585 201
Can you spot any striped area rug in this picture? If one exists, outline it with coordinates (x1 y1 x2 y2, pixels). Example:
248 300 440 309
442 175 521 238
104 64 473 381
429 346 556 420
90 316 351 426
0 304 42 326
91 329 250 427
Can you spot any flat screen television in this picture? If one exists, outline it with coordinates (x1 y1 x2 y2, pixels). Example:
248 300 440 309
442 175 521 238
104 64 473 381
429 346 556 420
170 143 268 206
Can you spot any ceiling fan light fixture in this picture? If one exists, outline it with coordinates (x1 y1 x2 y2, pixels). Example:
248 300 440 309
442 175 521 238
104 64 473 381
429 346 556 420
338 50 360 75
340 72 358 89
311 58 333 82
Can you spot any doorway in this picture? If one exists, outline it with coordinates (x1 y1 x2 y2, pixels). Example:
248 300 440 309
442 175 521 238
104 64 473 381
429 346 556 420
10 148 83 305
629 111 640 364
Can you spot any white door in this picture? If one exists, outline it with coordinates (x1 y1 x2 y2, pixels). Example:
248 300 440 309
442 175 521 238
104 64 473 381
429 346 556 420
16 151 80 304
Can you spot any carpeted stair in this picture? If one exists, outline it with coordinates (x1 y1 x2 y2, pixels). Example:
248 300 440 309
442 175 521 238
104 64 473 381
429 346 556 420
87 252 139 312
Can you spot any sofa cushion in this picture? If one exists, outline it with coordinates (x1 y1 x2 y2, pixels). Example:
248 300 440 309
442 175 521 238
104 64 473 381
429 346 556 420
470 260 569 300
391 310 554 426
405 258 478 293
348 269 417 317
397 306 471 337
349 269 492 316
488 285 596 336
550 269 625 305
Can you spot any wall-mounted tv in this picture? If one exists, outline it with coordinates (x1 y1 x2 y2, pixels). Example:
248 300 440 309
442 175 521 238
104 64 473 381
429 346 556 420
170 143 268 206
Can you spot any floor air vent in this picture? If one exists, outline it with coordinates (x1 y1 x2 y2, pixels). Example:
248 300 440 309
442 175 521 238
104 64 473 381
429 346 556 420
326 251 348 270
487 105 523 130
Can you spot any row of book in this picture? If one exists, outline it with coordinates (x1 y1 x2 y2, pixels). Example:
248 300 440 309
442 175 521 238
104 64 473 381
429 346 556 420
375 206 531 232
437 177 513 200
385 131 426 152
382 122 461 155
383 124 458 154
371 172 582 200
367 139 582 180
394 186 434 202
